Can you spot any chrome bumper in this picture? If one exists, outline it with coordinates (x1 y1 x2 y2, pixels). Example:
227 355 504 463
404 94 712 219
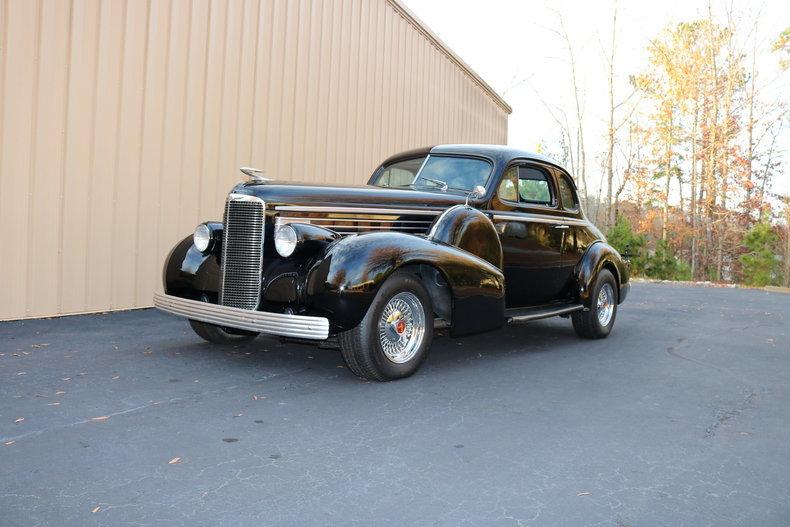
153 293 330 340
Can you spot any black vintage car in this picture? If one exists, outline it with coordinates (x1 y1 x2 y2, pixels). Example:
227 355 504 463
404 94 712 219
155 144 630 381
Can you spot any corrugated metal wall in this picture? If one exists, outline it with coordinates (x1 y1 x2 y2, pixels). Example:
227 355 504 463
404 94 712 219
0 0 510 320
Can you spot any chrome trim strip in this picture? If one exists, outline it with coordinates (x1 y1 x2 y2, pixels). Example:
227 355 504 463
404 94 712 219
277 217 434 225
275 205 442 216
296 225 428 231
154 293 330 340
491 213 587 226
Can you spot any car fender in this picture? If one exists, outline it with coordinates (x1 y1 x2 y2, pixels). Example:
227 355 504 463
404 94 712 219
162 236 222 300
304 231 505 336
428 205 503 269
575 240 630 306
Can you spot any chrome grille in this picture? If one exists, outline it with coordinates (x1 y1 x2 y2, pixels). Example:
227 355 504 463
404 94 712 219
220 195 265 310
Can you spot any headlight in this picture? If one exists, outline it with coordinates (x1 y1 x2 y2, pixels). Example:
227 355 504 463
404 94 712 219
274 224 298 257
193 224 212 253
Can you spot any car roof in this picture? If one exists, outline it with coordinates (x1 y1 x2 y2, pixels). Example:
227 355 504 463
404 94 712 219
379 144 570 176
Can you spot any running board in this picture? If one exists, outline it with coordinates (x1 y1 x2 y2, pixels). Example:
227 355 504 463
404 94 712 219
506 304 584 324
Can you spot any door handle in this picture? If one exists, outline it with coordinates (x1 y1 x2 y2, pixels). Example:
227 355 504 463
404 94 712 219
553 224 570 229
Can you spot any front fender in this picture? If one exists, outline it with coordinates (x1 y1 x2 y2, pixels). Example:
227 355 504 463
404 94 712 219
162 236 221 300
305 232 505 336
575 241 630 306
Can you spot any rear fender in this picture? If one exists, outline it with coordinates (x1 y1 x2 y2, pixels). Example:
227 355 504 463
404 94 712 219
575 241 630 306
305 232 505 336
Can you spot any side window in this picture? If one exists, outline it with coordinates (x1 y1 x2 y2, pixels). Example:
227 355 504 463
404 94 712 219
557 173 579 211
517 167 553 205
497 166 518 202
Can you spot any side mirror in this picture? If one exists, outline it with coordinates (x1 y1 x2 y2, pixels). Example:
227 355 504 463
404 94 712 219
465 185 487 206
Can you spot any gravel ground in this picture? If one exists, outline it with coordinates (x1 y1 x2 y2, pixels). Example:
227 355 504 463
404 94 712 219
1 282 788 526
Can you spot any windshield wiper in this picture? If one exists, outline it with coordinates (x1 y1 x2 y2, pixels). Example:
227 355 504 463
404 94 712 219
415 177 448 191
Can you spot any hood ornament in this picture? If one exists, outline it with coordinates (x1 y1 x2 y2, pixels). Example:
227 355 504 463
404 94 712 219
239 166 269 183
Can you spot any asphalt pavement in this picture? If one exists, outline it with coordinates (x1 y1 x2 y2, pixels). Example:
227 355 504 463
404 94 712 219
1 282 789 526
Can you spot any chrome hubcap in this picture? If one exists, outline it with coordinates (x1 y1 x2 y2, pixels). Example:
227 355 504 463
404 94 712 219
597 283 615 327
378 292 425 364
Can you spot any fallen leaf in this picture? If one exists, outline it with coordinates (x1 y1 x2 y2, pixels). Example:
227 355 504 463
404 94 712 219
233 413 243 418
111 375 120 380
168 457 181 465
17 372 26 376
14 417 24 423
62 377 71 381
577 492 591 497
91 506 101 513
143 350 153 356
4 440 15 446
91 415 109 421
55 391 66 395
48 402 61 406
252 395 258 400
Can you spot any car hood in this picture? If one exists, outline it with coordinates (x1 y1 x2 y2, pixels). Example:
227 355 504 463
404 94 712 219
230 180 468 211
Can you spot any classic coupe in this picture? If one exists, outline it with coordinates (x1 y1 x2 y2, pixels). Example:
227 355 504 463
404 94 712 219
154 145 630 381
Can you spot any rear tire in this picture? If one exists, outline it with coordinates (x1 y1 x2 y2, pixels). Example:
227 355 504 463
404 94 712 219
338 271 434 381
572 269 617 339
188 319 259 344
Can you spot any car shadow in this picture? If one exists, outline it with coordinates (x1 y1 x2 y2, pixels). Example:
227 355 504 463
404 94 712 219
154 317 584 384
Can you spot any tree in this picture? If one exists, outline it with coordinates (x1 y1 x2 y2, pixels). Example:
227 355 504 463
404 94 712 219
773 26 790 70
607 215 647 275
645 240 692 281
740 218 779 286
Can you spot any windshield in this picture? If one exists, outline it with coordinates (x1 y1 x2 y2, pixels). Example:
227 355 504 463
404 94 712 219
371 155 493 194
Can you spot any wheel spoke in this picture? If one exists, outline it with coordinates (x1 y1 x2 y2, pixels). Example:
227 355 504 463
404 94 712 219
378 291 426 364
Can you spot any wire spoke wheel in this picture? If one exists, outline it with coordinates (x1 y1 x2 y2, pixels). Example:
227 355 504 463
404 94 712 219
596 283 615 327
377 291 426 364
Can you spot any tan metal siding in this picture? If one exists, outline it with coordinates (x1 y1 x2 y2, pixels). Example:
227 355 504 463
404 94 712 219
0 0 509 320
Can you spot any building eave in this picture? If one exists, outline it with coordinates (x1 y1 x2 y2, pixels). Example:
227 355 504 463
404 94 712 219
387 0 513 115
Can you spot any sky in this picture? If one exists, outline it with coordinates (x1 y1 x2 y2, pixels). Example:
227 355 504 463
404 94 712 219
401 0 790 196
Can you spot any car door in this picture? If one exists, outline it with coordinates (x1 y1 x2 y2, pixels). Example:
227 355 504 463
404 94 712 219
490 162 567 307
553 168 584 297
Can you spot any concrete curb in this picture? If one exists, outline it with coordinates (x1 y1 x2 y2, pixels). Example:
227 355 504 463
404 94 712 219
632 278 790 294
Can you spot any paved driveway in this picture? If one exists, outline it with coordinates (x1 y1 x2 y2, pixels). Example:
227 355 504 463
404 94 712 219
1 283 788 526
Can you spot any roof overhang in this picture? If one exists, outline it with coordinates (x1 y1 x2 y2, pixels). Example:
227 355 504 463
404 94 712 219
387 0 512 115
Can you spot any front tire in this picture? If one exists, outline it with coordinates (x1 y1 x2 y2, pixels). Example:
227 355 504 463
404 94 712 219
572 269 617 339
188 319 259 344
338 271 434 381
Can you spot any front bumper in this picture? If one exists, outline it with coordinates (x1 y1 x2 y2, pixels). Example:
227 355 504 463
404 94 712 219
153 292 330 340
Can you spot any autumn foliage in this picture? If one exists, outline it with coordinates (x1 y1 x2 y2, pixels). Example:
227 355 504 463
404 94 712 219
551 10 788 285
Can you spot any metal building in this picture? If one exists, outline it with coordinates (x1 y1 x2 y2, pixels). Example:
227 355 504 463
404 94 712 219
0 0 511 320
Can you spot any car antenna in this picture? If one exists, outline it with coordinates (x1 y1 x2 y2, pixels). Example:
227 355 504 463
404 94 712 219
239 166 269 183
